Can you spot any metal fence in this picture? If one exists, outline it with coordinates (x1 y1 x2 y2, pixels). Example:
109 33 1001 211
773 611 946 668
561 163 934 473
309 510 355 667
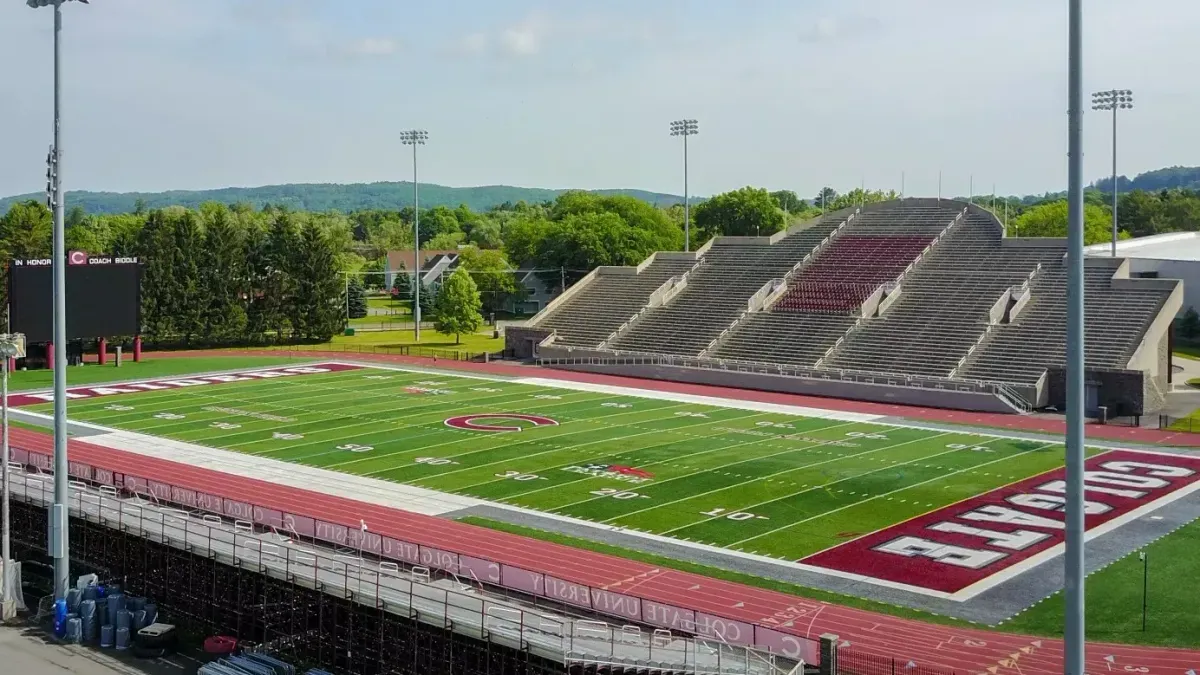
838 648 959 675
250 342 509 363
5 463 787 675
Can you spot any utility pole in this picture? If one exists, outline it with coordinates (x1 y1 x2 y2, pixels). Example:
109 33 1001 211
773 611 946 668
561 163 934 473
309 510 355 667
1064 1 1087 673
0 333 23 621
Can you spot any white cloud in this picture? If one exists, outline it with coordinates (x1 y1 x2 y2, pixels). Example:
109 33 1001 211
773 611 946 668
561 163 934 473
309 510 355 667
499 12 552 56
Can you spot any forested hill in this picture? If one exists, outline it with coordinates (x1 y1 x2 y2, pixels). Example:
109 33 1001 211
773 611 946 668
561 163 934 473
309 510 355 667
0 182 684 215
1092 166 1200 193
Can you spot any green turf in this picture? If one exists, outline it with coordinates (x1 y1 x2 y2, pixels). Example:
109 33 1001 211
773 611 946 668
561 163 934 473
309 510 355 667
1000 518 1200 648
8 356 307 392
32 364 1083 561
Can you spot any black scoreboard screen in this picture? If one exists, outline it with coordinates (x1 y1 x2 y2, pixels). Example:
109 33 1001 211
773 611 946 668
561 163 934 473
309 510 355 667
8 254 142 343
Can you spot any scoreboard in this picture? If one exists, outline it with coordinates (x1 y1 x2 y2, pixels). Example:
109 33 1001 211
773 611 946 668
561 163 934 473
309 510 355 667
8 253 142 343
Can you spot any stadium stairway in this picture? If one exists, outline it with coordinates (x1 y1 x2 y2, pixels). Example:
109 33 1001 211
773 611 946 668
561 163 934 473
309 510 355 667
530 256 698 348
823 210 1063 377
959 255 1173 387
711 200 962 368
606 211 851 357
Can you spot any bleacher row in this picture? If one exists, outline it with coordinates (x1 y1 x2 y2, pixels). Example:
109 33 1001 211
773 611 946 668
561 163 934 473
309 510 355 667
529 199 1172 397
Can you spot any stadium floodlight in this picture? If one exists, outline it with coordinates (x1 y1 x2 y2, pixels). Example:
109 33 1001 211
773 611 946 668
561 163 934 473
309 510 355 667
1065 2 1086 674
399 130 428 342
670 119 699 251
1092 89 1134 257
27 0 89 605
0 333 23 620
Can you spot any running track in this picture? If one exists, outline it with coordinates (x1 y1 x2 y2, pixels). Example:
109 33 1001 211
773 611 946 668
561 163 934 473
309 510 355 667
14 365 1200 673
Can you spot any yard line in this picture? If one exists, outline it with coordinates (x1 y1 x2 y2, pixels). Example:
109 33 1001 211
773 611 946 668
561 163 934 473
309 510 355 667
502 418 865 502
449 410 801 493
617 430 956 528
725 441 1058 547
387 401 707 480
327 399 696 471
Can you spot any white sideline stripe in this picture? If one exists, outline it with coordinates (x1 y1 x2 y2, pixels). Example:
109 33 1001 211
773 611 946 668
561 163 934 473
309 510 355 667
512 376 886 424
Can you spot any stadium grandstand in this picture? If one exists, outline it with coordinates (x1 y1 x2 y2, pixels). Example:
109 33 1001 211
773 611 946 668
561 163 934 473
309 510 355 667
510 198 1181 416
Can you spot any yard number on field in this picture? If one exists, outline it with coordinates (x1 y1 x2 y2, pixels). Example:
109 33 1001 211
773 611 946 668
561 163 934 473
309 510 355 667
210 422 242 430
846 431 887 440
588 488 650 500
414 457 459 466
946 443 992 452
602 402 632 409
494 470 547 481
153 412 186 420
337 443 374 453
701 507 768 521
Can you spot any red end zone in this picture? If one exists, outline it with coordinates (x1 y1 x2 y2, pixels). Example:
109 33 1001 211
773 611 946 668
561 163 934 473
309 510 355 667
801 450 1200 596
7 363 362 407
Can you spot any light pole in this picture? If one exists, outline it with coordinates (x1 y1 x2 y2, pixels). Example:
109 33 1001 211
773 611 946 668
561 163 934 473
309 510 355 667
670 119 698 251
0 333 25 621
1065 0 1087 673
1092 89 1133 257
399 129 428 342
27 0 87 604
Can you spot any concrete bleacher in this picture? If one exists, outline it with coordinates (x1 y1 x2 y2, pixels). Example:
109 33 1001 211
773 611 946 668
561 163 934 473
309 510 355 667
961 256 1171 386
605 212 850 356
825 212 1064 377
775 235 935 313
530 256 697 348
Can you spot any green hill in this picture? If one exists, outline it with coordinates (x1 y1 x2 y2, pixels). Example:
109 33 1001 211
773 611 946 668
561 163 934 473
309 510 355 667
0 181 685 215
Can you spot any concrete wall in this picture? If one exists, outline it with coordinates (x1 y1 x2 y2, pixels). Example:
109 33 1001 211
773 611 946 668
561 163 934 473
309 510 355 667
1118 258 1200 316
544 361 1020 414
1125 278 1183 379
1045 367 1148 416
505 326 554 359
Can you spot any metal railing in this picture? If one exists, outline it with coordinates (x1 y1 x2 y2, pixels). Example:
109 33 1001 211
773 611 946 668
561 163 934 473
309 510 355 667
5 464 787 675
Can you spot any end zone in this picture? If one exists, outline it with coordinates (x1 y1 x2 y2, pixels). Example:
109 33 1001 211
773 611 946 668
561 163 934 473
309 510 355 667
800 449 1200 600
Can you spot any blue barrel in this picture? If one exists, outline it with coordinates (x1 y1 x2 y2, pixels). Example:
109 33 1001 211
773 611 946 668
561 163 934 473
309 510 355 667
100 624 114 648
115 626 130 650
53 599 68 638
143 604 158 626
78 600 96 642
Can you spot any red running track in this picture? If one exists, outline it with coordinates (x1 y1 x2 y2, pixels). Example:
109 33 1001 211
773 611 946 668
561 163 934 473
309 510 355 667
11 425 1200 675
152 349 1200 448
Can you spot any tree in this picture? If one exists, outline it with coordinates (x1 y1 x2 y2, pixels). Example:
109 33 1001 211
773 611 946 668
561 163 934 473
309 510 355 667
0 200 52 260
814 187 838 209
466 218 503 248
199 207 248 342
135 210 180 340
425 231 465 250
1179 307 1200 341
1010 200 1121 245
458 246 518 314
289 222 343 340
347 278 368 319
392 266 411 299
433 267 483 344
417 281 436 322
693 187 787 241
360 257 386 288
770 190 806 214
170 210 205 343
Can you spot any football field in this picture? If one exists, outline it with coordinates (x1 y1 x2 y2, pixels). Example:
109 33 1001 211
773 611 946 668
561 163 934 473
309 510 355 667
22 361 1093 568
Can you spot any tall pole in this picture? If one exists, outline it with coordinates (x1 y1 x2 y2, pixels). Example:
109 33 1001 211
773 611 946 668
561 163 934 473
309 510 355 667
50 0 70 603
1092 89 1133 257
937 171 942 202
412 143 420 342
670 120 698 251
901 171 905 198
1064 0 1087 673
1 354 10 619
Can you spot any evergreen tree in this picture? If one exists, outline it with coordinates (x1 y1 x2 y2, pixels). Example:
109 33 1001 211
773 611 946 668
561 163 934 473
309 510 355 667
135 210 179 340
170 210 205 343
433 267 483 344
260 212 299 340
200 208 248 342
392 267 411 299
290 222 343 340
417 281 436 323
1180 307 1200 340
347 278 368 319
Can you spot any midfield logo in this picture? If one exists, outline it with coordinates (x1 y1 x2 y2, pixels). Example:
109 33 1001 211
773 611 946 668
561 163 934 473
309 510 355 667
563 463 655 484
444 413 559 432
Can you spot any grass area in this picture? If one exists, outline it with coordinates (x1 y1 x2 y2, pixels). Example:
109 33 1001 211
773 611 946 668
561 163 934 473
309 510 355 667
1002 518 1200 648
7 355 306 392
456 515 973 628
1172 345 1200 360
321 328 502 352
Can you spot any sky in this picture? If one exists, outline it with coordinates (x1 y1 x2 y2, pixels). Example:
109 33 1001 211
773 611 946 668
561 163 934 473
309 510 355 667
1 0 1199 201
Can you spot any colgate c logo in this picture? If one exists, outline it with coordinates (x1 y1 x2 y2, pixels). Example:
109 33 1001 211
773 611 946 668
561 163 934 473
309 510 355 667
444 414 558 432
68 250 88 265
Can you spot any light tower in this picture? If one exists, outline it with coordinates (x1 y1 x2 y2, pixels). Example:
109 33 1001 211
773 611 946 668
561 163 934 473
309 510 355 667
670 119 698 251
399 129 428 341
1091 89 1134 256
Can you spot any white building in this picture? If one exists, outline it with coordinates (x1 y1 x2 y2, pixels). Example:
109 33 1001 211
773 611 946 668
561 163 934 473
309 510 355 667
1086 232 1200 315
